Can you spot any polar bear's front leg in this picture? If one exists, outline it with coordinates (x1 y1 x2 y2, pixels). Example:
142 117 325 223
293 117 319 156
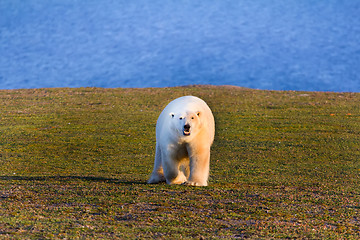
162 153 187 185
186 147 210 186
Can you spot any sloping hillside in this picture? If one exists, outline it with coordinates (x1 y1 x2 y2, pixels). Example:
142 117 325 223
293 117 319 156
0 86 359 238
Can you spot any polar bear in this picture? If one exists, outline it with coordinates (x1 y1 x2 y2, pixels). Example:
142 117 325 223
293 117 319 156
148 96 215 186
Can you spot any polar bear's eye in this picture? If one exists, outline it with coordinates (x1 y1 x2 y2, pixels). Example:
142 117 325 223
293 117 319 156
179 117 183 120
191 117 194 119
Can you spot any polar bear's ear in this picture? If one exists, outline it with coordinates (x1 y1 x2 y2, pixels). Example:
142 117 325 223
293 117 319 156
170 113 175 118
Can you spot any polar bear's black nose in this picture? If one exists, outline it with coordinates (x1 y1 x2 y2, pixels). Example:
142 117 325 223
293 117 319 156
183 124 191 136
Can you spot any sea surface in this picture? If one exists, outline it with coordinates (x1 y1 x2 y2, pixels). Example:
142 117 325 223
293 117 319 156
1 1 359 92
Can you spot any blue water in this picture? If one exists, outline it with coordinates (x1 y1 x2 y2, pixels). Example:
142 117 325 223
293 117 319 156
1 1 359 92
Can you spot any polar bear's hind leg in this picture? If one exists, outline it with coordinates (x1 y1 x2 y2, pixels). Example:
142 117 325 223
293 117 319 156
147 144 165 184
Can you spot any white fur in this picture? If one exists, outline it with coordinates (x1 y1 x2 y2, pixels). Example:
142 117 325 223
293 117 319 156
148 96 215 186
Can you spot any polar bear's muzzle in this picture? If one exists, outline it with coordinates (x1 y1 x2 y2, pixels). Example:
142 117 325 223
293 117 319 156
183 124 191 136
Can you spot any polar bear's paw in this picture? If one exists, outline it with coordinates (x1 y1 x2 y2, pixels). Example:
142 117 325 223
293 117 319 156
168 172 187 185
184 181 207 187
147 174 165 184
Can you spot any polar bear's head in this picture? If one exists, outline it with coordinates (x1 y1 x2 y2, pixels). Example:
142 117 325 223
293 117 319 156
169 111 202 138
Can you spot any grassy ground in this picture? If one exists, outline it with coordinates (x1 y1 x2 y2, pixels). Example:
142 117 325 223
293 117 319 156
0 86 359 239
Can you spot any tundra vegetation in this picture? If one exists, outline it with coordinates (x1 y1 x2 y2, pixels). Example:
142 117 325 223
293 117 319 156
0 86 359 239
